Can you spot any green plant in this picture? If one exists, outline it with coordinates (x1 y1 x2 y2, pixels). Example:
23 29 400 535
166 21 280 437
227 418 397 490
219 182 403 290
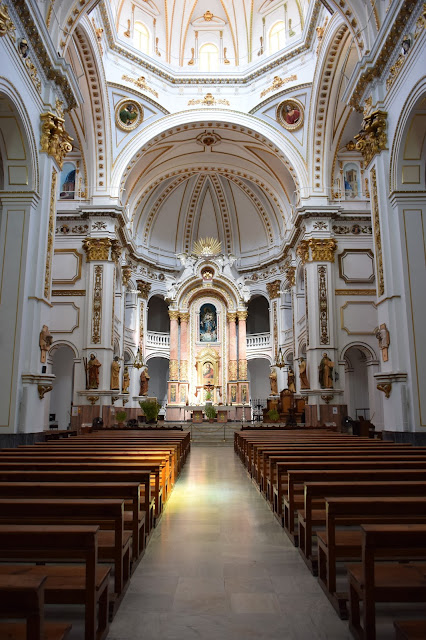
139 400 161 423
267 409 280 422
115 410 127 424
204 404 217 420
205 390 212 401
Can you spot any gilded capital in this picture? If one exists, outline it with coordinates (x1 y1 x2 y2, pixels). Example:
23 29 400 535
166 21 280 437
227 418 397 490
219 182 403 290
122 266 132 286
296 240 309 265
40 112 73 169
0 4 16 41
237 310 248 321
266 280 281 299
110 239 122 264
354 110 387 166
227 312 237 323
179 312 190 323
309 238 337 262
285 266 296 288
83 237 112 261
137 280 151 299
168 309 180 321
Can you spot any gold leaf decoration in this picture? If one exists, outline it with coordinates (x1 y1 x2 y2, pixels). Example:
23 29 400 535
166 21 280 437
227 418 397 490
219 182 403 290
193 237 222 257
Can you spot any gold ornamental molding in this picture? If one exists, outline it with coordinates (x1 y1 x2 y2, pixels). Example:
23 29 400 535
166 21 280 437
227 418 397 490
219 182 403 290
179 360 188 381
44 169 57 300
38 384 52 400
122 266 132 286
0 4 16 41
91 265 103 344
83 238 112 262
266 280 281 299
237 310 248 321
354 111 387 167
179 312 190 323
193 237 222 256
227 312 237 323
169 359 179 380
111 239 122 264
136 280 151 299
238 359 248 380
318 265 329 345
52 290 86 296
168 310 180 321
284 266 296 288
121 75 159 98
260 74 298 99
370 168 385 297
228 360 238 380
377 383 391 399
335 289 376 296
297 239 337 264
188 93 230 107
40 113 73 170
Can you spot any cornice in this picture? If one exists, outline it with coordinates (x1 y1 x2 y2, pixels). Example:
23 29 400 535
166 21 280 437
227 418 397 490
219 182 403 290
9 0 83 111
249 83 312 115
108 82 170 115
98 0 321 87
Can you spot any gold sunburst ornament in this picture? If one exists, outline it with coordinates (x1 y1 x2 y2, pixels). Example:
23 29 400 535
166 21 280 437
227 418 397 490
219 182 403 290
193 237 222 257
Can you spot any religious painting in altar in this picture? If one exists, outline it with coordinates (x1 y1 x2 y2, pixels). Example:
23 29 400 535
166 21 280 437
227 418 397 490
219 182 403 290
240 383 249 404
199 303 217 342
230 384 237 404
203 361 215 384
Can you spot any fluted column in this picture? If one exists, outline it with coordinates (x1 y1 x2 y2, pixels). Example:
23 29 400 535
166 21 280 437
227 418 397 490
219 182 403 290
179 312 189 381
168 309 179 380
237 309 248 380
227 312 238 380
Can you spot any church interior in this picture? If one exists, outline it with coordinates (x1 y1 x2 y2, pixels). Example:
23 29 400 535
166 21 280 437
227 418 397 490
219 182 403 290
0 0 426 638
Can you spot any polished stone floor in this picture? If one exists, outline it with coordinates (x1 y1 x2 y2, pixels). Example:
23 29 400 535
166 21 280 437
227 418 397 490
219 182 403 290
107 445 352 640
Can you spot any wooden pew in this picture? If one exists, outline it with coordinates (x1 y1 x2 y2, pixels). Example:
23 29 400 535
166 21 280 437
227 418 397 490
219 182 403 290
316 496 426 618
0 498 130 601
298 480 426 574
0 574 71 640
0 524 110 640
394 620 426 639
0 471 151 550
348 524 426 640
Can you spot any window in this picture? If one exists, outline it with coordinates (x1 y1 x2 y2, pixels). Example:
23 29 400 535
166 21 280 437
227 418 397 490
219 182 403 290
134 21 149 54
269 21 286 53
199 43 219 72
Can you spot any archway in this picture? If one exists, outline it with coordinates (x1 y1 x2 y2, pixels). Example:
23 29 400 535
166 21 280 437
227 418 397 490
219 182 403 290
50 346 75 429
342 343 383 429
247 295 270 334
147 295 169 333
248 357 271 415
146 356 169 411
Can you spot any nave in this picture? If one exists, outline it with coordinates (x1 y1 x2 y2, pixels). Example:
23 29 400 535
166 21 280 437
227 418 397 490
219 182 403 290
108 445 351 640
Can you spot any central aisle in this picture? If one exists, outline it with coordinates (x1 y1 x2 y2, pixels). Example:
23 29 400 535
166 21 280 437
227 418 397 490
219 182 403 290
108 445 351 639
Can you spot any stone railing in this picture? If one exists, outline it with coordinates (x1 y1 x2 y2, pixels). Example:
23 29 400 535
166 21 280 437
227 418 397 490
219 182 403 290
246 333 271 350
146 331 170 348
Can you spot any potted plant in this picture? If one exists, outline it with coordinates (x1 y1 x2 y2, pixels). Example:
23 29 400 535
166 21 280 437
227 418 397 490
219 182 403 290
267 408 280 423
205 390 213 404
204 404 217 422
139 400 161 424
115 410 127 428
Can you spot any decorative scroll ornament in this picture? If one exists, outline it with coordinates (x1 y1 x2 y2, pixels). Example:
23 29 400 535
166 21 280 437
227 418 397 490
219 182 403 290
168 310 180 321
92 266 103 344
318 266 329 345
260 74 298 98
237 310 248 321
0 4 16 41
122 266 132 287
227 312 237 323
110 239 122 264
83 238 112 261
179 312 190 323
121 75 158 98
238 359 248 380
38 384 53 400
377 383 391 398
320 394 333 405
188 93 230 107
44 170 57 299
87 395 99 405
137 280 151 299
193 237 222 256
296 240 310 265
203 10 214 21
196 130 221 148
266 280 281 299
180 360 188 381
414 3 426 39
25 58 41 94
169 359 179 380
354 111 387 166
40 113 73 169
284 266 296 288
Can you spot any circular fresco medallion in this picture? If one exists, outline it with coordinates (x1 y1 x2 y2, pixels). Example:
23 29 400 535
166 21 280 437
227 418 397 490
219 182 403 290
276 98 304 131
115 99 144 131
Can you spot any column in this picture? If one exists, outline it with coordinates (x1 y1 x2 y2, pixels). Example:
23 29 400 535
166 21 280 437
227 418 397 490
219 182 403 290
227 312 238 380
237 310 248 380
179 312 189 381
168 309 179 381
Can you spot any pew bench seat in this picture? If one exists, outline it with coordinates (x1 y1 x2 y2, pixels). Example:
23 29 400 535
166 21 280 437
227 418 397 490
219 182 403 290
394 620 426 639
0 621 72 640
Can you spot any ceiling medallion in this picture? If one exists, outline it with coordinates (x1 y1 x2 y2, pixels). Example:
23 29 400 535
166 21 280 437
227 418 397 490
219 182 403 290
276 98 304 131
196 130 222 148
115 98 144 131
203 11 214 21
193 237 222 257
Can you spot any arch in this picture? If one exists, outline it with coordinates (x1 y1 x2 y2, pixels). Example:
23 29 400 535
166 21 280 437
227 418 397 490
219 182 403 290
50 345 76 430
269 21 286 54
112 112 308 200
390 78 426 193
49 340 80 359
340 341 378 363
134 21 150 54
199 43 219 72
247 295 270 334
147 294 169 333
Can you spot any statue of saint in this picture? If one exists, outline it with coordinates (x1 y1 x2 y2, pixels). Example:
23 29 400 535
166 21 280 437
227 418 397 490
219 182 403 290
122 367 130 394
319 352 334 389
139 368 150 396
287 368 296 393
299 359 310 389
110 357 120 390
39 325 52 363
269 368 278 395
87 354 101 389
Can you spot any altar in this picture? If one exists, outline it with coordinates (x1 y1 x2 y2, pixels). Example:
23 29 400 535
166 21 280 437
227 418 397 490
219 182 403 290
186 405 234 423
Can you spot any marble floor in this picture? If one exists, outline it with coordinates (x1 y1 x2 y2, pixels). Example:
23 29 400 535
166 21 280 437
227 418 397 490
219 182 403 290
107 445 352 640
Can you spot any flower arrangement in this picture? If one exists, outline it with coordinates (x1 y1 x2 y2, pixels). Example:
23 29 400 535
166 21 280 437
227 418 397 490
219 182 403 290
139 400 161 423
